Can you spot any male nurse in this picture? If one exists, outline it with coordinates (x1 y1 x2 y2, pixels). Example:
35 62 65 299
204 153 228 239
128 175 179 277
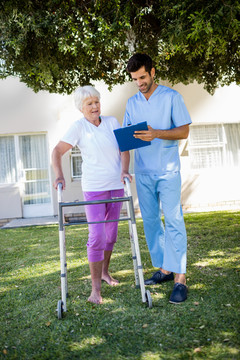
123 53 192 303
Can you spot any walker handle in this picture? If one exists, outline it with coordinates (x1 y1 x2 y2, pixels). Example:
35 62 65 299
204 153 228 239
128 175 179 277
57 182 63 203
123 176 132 197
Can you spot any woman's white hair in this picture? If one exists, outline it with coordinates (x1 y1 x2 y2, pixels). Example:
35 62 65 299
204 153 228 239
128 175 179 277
74 85 101 111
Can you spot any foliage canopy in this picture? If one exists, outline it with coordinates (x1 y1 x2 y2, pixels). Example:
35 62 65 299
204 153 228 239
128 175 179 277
0 0 239 94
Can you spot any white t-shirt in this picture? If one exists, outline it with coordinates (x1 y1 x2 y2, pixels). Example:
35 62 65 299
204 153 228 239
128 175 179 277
61 115 123 191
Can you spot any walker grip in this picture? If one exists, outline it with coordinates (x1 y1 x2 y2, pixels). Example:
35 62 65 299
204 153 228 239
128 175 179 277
123 177 131 197
57 183 63 202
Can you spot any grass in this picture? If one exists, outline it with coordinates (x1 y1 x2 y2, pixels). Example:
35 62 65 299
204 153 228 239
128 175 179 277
0 211 239 360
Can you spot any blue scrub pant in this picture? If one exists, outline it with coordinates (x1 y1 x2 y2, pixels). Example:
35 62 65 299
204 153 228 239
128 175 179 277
135 172 187 274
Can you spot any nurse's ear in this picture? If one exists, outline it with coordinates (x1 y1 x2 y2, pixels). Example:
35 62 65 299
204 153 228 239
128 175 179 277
150 67 155 79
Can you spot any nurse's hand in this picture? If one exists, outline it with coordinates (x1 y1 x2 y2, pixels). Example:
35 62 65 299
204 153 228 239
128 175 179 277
134 125 156 141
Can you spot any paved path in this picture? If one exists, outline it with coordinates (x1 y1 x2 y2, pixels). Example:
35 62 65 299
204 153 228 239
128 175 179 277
1 216 59 229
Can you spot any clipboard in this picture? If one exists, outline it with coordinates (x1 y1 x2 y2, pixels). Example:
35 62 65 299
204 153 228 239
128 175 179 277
113 121 151 152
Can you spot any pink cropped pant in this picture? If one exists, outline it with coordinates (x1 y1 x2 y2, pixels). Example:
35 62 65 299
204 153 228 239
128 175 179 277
83 189 124 262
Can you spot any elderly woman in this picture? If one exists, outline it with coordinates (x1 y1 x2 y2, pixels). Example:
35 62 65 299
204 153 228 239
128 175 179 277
52 86 131 304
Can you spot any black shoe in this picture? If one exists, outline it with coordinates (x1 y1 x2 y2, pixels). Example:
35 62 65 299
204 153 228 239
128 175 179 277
144 270 174 285
169 283 188 304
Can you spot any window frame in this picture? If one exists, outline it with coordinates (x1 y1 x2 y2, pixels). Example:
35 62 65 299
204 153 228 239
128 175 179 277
70 146 83 180
188 123 240 170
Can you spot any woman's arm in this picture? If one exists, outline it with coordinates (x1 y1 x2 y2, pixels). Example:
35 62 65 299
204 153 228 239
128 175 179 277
52 141 73 189
120 151 132 183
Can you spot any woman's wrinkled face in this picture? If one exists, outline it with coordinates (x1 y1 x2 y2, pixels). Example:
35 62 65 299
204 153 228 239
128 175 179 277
81 96 101 123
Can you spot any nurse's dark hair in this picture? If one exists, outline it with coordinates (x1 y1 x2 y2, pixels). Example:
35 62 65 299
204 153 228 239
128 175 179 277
126 53 153 75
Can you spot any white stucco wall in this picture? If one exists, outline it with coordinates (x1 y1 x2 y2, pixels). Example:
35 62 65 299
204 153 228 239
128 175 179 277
0 76 239 219
0 184 22 218
173 82 240 124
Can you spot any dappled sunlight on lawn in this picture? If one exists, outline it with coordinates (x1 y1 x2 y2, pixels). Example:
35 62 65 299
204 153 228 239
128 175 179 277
208 250 228 257
193 247 239 269
1 253 87 289
151 291 165 301
111 251 133 258
114 269 134 277
3 262 59 279
100 298 115 305
110 306 128 314
65 225 88 232
194 255 239 268
140 351 162 360
70 336 106 351
204 343 239 357
190 283 207 290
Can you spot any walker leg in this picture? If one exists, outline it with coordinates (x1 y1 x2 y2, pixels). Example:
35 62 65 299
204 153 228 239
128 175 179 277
57 300 63 319
131 222 147 303
131 222 152 307
126 201 140 287
58 195 67 316
56 230 67 319
59 229 67 313
63 227 68 298
124 178 152 307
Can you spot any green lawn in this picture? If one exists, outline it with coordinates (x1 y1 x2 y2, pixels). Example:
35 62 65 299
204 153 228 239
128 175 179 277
0 211 239 360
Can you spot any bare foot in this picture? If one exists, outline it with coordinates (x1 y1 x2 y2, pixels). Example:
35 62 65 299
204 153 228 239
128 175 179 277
88 291 103 304
102 273 119 286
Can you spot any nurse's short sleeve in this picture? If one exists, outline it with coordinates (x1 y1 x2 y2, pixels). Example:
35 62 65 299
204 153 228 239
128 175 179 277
171 93 192 127
61 121 80 147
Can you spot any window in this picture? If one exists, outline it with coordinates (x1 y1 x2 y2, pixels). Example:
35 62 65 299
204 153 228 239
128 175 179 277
71 146 82 179
0 134 51 204
0 136 17 183
189 123 240 169
18 134 51 205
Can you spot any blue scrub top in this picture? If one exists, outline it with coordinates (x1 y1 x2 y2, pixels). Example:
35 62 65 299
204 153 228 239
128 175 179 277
123 85 192 175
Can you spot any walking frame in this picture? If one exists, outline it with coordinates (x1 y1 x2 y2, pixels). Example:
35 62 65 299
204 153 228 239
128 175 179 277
56 177 152 319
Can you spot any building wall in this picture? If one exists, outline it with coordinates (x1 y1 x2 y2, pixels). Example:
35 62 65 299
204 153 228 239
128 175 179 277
173 82 240 211
0 184 22 218
0 76 240 219
174 82 240 124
